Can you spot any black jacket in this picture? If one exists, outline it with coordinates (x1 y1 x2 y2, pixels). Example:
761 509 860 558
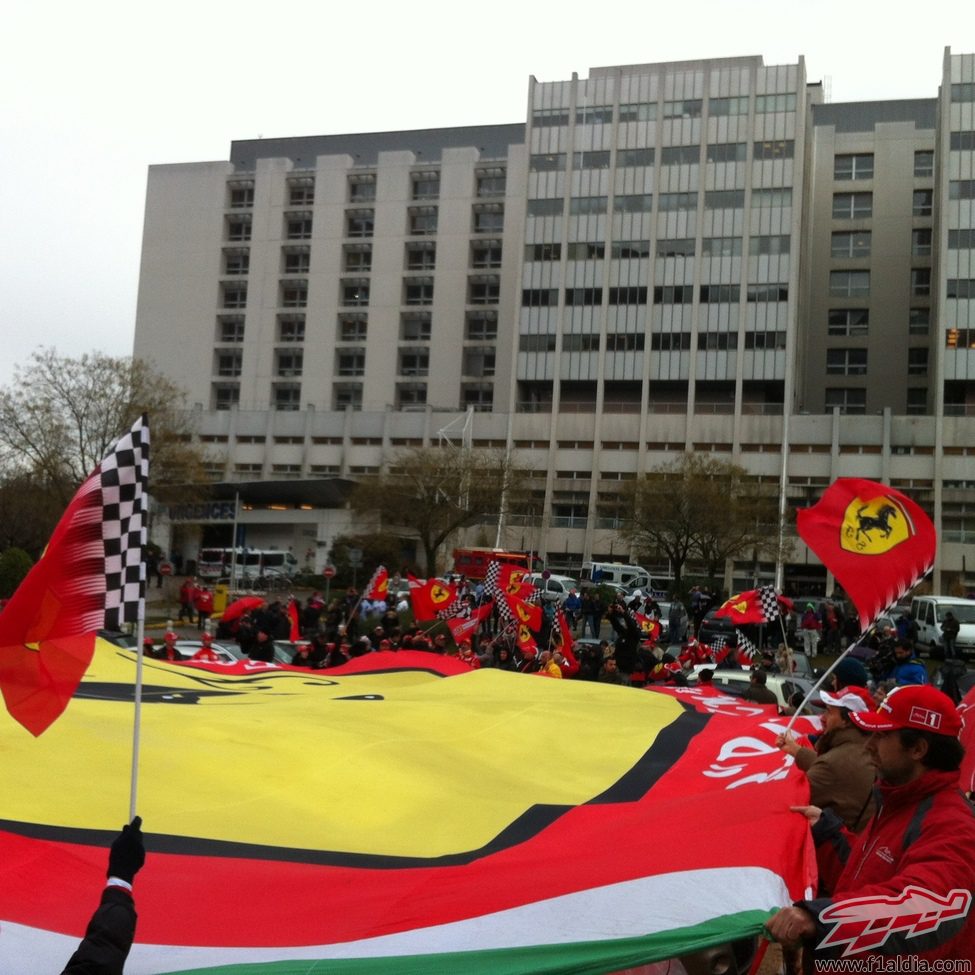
62 886 136 975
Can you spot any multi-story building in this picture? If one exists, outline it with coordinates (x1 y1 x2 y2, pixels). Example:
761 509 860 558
134 50 975 594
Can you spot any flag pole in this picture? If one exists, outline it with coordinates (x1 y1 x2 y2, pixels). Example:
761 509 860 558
129 612 146 820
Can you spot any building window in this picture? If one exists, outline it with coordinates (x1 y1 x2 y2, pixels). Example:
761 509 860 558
912 229 933 257
338 314 367 342
912 190 933 217
909 308 929 335
348 177 376 202
659 238 697 256
658 192 697 211
744 331 786 349
746 283 788 302
527 198 563 217
662 99 702 119
614 194 653 212
401 312 431 341
754 93 797 113
829 270 870 298
952 83 975 101
914 151 934 177
532 107 570 127
660 145 700 165
828 309 869 336
408 206 438 235
519 334 557 352
708 96 749 117
753 139 794 160
618 103 657 122
653 285 693 304
699 284 740 303
911 268 931 297
907 348 928 376
946 328 975 348
617 147 655 167
217 316 245 342
476 170 506 197
565 287 602 306
571 241 609 259
753 188 792 208
462 347 496 376
471 241 502 268
825 388 866 414
226 217 252 242
333 383 362 410
697 332 738 350
336 348 365 377
834 154 874 180
574 150 612 169
529 153 566 172
947 279 975 298
283 250 310 275
288 180 315 206
281 282 308 308
346 209 375 237
606 333 646 352
462 383 494 411
575 105 613 124
906 388 927 415
276 349 303 378
411 173 440 200
522 288 559 307
277 315 305 343
704 190 745 210
950 131 975 150
705 142 746 163
272 383 301 411
212 383 240 410
404 279 434 305
466 311 497 341
749 235 790 255
826 349 868 376
223 250 249 275
650 332 692 351
341 280 369 306
221 283 247 308
468 276 500 305
473 204 504 233
948 229 975 249
562 334 600 352
406 241 437 270
831 231 871 258
396 383 427 408
608 286 648 305
285 215 312 239
228 185 254 208
949 179 975 200
832 192 872 218
342 245 371 272
214 349 242 377
569 196 607 215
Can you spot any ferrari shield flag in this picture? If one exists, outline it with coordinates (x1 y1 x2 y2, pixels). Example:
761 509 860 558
714 586 780 625
797 478 936 629
0 645 814 974
364 565 389 602
0 415 149 736
410 577 458 622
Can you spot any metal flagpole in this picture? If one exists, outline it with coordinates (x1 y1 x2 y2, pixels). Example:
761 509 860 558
129 609 146 820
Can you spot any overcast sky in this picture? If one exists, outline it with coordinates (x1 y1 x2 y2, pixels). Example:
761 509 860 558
2 0 972 388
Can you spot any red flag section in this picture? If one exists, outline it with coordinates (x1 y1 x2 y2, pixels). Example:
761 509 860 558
287 599 300 641
714 589 766 625
410 577 458 622
797 478 936 629
504 593 542 630
364 566 389 602
445 604 492 644
0 416 149 736
0 645 815 972
634 612 662 642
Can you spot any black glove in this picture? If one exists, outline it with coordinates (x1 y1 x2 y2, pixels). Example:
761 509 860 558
107 815 145 883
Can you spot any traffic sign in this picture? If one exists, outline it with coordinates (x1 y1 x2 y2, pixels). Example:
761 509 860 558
160 561 174 576
323 565 337 579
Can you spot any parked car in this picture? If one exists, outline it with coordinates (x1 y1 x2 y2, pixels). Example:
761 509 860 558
910 595 975 659
524 573 578 604
693 668 818 710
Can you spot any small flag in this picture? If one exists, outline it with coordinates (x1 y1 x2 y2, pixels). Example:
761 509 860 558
411 577 458 622
287 599 301 642
364 566 389 602
736 629 759 663
446 604 493 644
715 588 778 625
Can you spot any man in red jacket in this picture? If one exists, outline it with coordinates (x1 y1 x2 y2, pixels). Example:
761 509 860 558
766 685 975 964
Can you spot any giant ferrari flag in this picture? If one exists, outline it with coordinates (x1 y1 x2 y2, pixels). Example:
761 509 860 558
0 646 815 974
796 478 936 629
0 416 149 736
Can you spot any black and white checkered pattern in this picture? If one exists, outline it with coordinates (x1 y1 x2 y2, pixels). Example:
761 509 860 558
101 416 149 630
706 635 727 657
736 628 758 661
758 585 780 622
483 560 501 599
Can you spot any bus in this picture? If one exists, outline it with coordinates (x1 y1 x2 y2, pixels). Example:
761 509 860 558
197 548 298 581
451 548 543 581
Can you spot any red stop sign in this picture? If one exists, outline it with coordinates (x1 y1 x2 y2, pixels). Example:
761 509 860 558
323 566 336 579
159 561 174 576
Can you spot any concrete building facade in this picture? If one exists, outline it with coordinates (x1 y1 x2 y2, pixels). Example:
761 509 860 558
134 50 975 594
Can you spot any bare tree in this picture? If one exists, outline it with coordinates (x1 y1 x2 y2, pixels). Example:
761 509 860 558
0 349 208 506
349 446 527 576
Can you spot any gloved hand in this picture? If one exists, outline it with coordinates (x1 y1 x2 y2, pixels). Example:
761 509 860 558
107 815 145 883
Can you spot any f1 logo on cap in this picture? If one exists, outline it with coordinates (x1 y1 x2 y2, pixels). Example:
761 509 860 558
909 706 942 730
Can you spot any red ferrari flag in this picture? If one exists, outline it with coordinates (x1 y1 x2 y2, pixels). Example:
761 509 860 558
364 565 389 602
505 593 542 631
714 586 781 625
634 612 662 642
515 622 538 655
287 599 301 641
797 478 936 630
0 416 149 736
446 604 492 644
410 577 458 622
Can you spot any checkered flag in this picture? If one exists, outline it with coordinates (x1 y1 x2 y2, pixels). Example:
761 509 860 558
102 416 150 630
757 585 780 623
483 560 502 598
736 628 759 662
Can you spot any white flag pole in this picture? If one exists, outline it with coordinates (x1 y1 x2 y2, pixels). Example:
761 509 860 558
129 607 146 821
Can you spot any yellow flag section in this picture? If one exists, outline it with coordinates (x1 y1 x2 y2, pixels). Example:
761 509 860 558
0 640 814 975
2 641 667 857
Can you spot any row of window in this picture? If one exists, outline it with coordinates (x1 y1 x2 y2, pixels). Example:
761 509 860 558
522 283 789 307
528 188 793 216
826 348 928 376
531 92 797 127
829 229 933 259
827 268 931 298
832 190 934 219
824 387 928 415
832 152 934 180
519 331 787 352
827 308 930 336
525 236 789 262
529 141 792 173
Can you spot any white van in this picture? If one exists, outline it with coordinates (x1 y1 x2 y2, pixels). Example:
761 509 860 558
910 596 975 659
580 562 673 598
524 573 578 604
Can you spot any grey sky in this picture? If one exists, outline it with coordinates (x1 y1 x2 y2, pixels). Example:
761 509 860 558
2 0 971 388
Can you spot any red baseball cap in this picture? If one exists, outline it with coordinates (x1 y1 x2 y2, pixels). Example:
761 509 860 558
851 685 961 737
819 686 876 713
